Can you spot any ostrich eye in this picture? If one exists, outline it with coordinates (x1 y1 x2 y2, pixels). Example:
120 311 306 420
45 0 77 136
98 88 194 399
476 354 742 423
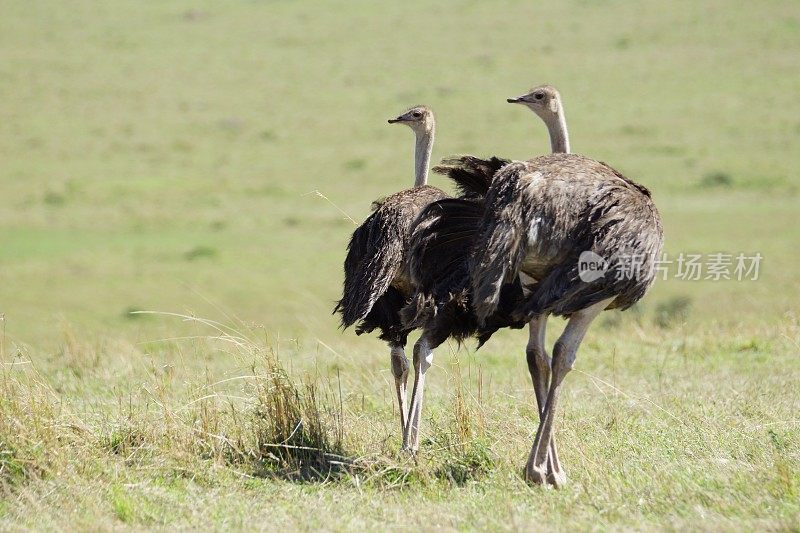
412 111 422 118
534 92 544 100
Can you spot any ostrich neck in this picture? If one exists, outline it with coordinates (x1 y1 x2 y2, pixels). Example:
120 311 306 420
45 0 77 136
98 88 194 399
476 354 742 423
543 106 570 154
413 127 434 187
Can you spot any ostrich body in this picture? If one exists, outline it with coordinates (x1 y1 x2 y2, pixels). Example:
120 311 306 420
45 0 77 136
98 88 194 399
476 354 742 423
471 153 663 487
335 106 445 439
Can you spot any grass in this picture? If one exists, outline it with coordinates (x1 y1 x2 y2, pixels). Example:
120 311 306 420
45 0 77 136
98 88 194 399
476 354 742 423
0 316 797 529
0 0 799 529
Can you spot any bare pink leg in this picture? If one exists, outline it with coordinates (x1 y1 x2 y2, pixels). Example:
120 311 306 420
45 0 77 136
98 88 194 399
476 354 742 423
526 315 565 486
390 345 410 438
403 337 433 452
524 299 612 487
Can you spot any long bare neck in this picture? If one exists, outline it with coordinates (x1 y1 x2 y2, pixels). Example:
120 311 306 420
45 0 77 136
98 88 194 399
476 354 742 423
542 102 570 154
413 125 434 187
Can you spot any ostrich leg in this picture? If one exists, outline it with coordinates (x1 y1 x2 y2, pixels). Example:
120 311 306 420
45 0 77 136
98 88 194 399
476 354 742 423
525 298 612 487
526 314 564 486
402 336 433 452
390 345 410 436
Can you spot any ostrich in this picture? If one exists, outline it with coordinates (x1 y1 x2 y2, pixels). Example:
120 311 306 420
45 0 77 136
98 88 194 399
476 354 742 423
400 86 571 465
336 106 495 446
474 86 662 486
335 106 445 440
404 86 663 488
470 157 663 487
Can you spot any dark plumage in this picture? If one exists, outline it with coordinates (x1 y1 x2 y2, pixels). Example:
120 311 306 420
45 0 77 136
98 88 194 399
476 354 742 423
335 185 446 345
432 156 508 199
471 153 663 322
334 133 509 453
401 157 526 348
335 104 443 448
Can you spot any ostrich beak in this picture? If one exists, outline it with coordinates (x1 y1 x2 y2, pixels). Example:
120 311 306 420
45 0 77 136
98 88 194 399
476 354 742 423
388 117 402 124
507 96 525 104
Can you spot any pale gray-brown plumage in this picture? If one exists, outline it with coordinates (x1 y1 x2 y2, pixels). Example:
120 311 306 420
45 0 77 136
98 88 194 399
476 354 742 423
402 86 663 486
470 151 663 487
471 153 662 320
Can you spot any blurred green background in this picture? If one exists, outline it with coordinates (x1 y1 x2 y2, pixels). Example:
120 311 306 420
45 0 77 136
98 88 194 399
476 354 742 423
1 0 798 345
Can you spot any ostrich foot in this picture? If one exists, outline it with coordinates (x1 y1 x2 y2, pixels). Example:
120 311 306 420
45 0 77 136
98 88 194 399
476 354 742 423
523 462 565 488
546 467 567 488
523 462 548 486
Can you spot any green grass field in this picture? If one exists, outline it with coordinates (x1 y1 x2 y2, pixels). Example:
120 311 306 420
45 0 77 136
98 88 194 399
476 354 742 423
1 0 799 529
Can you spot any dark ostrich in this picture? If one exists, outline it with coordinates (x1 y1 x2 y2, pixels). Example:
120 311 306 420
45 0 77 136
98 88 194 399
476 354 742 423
334 106 443 441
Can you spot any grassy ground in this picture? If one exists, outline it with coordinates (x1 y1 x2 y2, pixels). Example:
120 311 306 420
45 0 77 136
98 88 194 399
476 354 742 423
1 0 799 530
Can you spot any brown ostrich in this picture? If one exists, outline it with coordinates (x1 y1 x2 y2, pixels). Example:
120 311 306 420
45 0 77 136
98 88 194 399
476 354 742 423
403 86 663 487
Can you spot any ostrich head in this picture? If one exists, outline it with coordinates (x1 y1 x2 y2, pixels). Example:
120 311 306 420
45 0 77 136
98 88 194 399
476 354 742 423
388 105 435 134
507 85 563 120
388 105 435 186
